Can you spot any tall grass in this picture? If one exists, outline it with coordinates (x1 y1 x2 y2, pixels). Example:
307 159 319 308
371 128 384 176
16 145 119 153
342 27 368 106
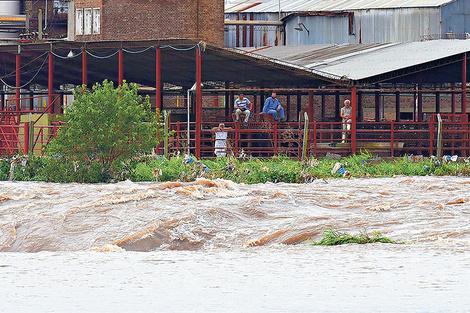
1 152 469 183
311 228 399 245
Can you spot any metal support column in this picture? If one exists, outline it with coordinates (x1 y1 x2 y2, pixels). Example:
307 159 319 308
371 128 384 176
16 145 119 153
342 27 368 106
462 52 467 115
224 82 230 121
156 48 162 112
375 88 380 122
15 52 20 111
82 49 87 86
451 83 456 114
418 82 423 122
118 49 124 86
297 92 302 120
308 90 314 121
395 91 400 121
48 52 54 114
358 90 363 121
195 46 202 159
351 87 357 154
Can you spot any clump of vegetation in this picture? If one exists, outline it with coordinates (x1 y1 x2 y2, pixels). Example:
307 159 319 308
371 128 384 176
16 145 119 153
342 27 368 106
311 228 399 245
1 151 469 183
44 80 166 182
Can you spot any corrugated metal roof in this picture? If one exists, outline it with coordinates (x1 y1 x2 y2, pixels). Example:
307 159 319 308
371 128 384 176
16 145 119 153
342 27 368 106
235 39 470 81
225 0 455 13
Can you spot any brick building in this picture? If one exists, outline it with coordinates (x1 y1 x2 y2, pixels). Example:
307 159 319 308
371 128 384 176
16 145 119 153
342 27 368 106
65 0 224 45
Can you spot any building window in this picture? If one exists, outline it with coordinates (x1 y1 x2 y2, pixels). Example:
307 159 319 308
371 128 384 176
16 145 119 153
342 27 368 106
76 9 83 35
84 8 92 35
93 8 101 34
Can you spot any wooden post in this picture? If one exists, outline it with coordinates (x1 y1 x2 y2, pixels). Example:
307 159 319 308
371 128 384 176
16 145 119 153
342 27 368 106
302 112 309 160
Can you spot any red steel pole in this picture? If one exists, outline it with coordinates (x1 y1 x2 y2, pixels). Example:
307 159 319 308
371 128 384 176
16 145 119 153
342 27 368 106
48 52 54 114
156 48 162 111
118 49 124 86
195 46 202 159
82 50 87 86
463 52 467 115
308 90 314 121
23 122 30 154
15 53 20 111
351 87 357 154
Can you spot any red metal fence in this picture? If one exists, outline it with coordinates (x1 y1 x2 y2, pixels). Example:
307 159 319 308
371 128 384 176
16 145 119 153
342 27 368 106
165 117 470 158
1 115 469 158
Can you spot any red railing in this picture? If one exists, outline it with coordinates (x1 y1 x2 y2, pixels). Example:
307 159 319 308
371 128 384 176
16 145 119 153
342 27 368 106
1 112 469 158
164 118 470 158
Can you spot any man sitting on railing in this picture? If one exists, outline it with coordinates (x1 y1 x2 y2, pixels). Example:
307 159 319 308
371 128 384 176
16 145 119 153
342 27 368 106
262 92 285 122
234 93 253 126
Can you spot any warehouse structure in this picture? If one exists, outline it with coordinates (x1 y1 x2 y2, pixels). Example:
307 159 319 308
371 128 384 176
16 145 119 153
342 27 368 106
225 0 470 47
0 0 469 158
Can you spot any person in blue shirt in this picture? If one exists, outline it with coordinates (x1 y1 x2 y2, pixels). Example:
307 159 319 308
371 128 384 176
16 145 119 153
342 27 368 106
262 92 285 122
234 93 252 126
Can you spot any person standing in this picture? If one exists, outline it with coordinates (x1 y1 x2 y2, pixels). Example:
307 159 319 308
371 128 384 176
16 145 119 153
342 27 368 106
262 92 285 122
341 99 352 143
234 93 252 126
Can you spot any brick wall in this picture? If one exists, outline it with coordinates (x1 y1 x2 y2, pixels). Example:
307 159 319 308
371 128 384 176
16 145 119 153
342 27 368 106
73 0 224 45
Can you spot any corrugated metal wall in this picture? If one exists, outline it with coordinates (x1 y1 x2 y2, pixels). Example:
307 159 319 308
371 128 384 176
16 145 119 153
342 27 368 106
285 16 350 46
442 0 470 35
226 6 447 46
225 12 282 47
353 8 441 44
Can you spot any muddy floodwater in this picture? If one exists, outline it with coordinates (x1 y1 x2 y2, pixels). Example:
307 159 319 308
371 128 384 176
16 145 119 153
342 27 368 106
1 177 469 312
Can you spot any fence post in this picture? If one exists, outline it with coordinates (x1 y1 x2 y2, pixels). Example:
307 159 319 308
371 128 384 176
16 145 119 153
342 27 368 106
302 112 309 160
163 110 169 158
313 121 317 155
437 114 443 158
23 122 29 155
390 121 394 157
274 122 278 156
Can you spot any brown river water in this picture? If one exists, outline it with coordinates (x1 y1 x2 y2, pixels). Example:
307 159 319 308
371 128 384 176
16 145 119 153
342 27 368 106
0 177 469 312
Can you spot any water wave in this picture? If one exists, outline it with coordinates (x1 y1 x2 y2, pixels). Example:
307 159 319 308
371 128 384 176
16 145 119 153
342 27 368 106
1 176 470 252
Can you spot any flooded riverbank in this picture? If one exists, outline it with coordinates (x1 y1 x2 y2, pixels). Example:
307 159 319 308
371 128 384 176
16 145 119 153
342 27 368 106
1 177 469 312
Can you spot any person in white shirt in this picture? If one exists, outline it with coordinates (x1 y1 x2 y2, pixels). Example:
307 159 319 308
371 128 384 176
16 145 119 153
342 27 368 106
341 99 352 143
